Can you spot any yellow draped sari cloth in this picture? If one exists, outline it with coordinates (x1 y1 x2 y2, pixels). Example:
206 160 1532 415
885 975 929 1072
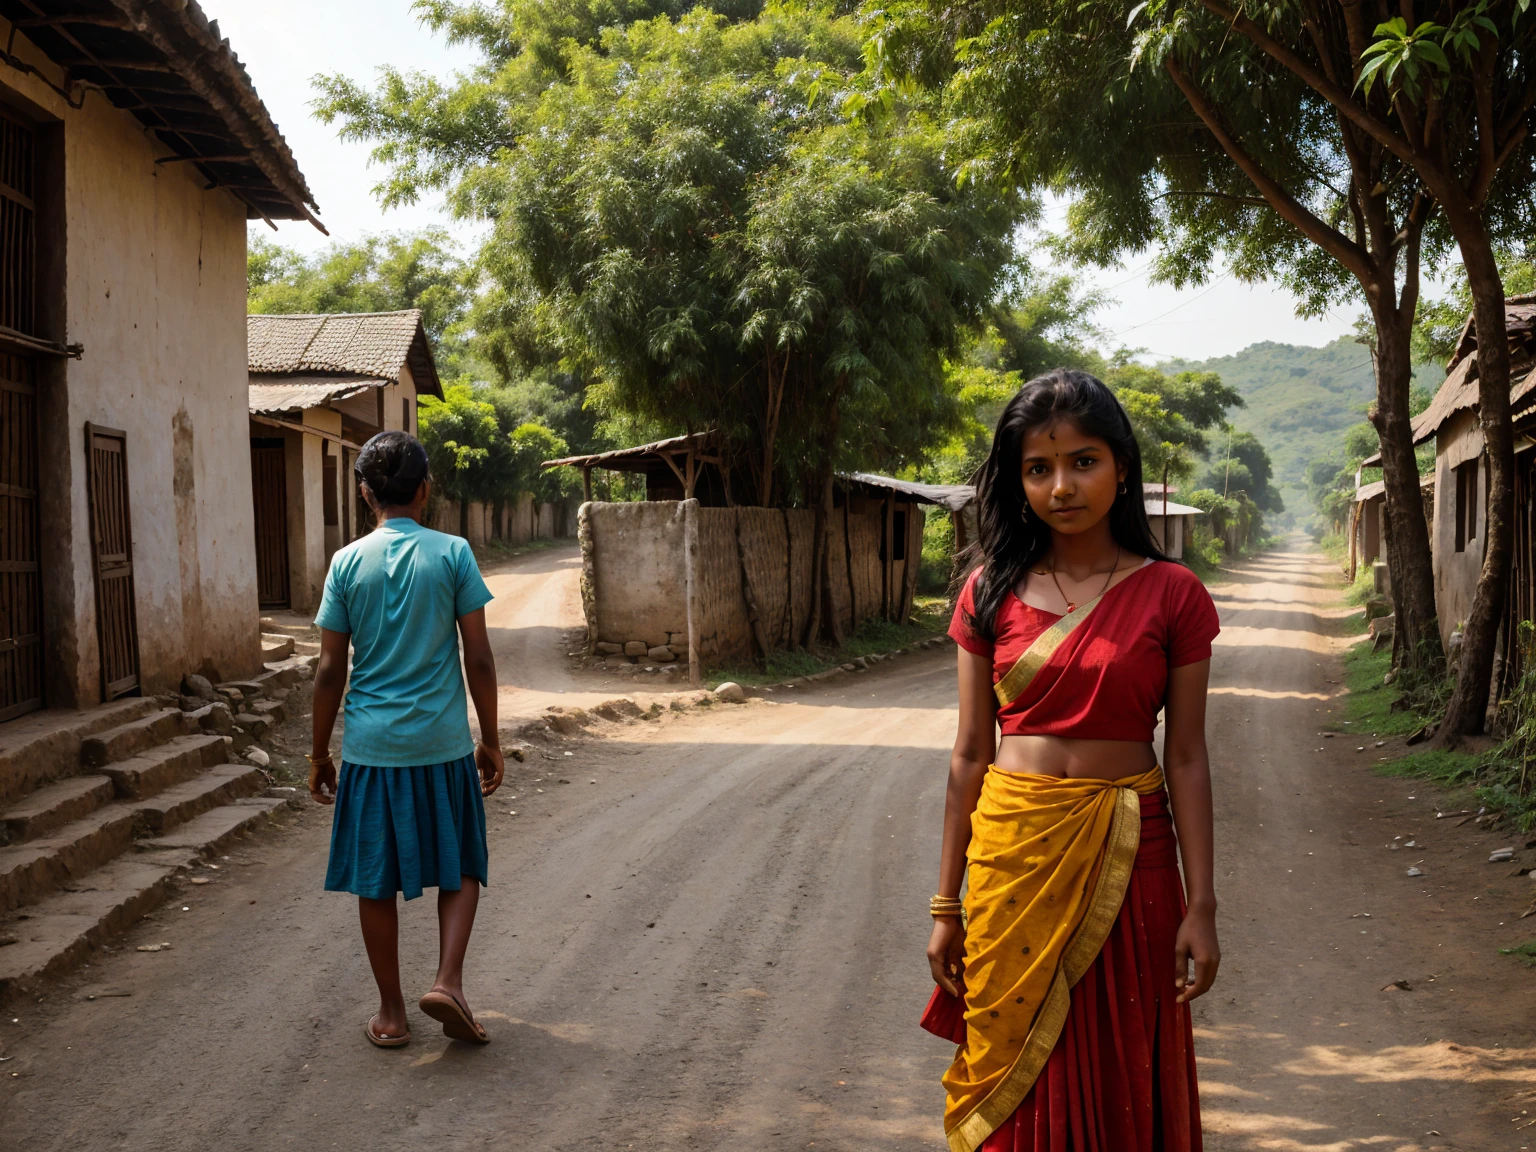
942 764 1167 1152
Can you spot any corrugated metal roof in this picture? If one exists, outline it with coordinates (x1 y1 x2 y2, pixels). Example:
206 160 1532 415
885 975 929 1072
1146 499 1203 517
248 375 382 414
542 431 721 471
841 473 975 510
247 311 442 397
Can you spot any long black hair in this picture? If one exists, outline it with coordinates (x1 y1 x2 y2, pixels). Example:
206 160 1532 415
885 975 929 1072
962 367 1167 643
355 430 430 509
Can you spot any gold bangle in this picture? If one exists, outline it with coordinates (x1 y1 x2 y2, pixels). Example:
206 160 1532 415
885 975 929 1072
306 753 334 767
930 908 964 919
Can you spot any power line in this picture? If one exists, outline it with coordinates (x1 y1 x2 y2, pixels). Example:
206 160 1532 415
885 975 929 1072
1108 273 1233 339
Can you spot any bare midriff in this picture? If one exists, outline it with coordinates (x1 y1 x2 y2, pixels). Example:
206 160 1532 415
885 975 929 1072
994 734 1158 779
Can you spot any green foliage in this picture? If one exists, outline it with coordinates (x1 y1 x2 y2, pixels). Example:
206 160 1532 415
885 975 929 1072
248 230 473 373
315 0 1020 508
1413 255 1536 368
507 422 573 503
416 383 503 506
418 382 578 508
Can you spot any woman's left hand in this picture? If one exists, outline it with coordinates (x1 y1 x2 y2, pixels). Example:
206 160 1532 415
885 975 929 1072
1174 905 1219 1003
476 742 505 797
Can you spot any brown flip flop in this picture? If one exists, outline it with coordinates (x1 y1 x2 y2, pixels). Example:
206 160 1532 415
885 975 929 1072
418 989 490 1044
365 1015 411 1048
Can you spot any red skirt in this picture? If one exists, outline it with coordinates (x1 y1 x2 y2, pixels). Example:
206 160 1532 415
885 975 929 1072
928 791 1202 1152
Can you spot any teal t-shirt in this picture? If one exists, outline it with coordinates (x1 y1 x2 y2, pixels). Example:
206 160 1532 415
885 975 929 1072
314 518 494 767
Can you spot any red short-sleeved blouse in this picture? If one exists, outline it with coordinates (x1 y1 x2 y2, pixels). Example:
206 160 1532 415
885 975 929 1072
948 559 1220 742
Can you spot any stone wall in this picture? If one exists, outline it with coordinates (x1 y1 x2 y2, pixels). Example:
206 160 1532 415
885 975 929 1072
581 497 923 669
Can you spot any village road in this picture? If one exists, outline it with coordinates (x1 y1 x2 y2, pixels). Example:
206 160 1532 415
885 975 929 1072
480 541 686 728
3 542 1536 1151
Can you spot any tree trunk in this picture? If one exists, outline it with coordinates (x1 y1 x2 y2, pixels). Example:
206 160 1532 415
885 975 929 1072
1440 227 1516 741
1369 301 1444 674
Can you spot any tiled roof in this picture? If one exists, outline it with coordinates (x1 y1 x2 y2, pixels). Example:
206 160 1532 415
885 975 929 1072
248 376 381 414
247 311 442 397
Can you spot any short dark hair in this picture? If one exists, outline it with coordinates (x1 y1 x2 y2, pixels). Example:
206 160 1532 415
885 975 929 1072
962 368 1168 644
354 430 429 508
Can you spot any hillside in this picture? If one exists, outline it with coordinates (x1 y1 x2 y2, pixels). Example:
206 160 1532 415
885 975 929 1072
1162 337 1442 508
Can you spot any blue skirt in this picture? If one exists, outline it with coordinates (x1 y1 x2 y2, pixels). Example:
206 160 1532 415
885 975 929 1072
324 754 489 901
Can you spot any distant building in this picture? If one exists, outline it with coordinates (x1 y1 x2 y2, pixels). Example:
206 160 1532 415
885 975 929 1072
246 311 442 612
0 2 319 715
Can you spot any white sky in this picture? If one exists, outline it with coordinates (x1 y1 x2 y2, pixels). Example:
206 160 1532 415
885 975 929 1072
206 0 1371 362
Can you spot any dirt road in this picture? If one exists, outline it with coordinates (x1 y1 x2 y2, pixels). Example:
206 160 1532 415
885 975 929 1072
3 542 1535 1150
480 541 688 727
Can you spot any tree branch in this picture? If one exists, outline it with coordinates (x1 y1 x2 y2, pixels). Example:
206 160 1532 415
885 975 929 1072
1151 189 1269 206
1470 34 1498 204
1163 54 1374 283
1197 0 1466 209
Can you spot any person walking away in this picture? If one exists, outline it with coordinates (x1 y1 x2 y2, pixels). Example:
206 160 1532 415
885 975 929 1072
923 368 1221 1151
307 430 505 1048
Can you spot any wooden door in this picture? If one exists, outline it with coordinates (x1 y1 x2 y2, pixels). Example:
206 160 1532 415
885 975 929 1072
0 354 41 719
250 438 290 609
85 424 140 700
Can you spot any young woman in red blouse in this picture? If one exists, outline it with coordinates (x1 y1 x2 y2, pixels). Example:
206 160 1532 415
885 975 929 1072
922 368 1221 1152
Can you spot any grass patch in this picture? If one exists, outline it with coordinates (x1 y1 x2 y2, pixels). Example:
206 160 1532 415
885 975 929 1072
1374 748 1482 786
1339 631 1429 737
1499 941 1536 968
704 595 949 688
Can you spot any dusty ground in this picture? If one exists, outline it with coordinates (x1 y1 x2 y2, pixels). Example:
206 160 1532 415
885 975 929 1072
480 542 696 725
2 542 1535 1151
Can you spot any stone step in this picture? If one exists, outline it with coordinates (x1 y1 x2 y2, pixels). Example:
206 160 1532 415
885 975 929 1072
249 698 286 725
0 803 138 917
80 708 192 768
99 734 229 801
0 797 291 1006
260 633 295 660
137 797 287 854
0 755 257 917
0 855 183 1004
132 764 266 836
0 775 115 847
0 698 160 809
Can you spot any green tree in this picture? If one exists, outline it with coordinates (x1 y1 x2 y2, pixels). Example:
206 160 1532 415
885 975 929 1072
316 3 1016 511
872 0 1536 735
417 383 503 534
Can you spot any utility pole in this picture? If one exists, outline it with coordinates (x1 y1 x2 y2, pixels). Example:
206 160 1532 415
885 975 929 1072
1223 424 1234 499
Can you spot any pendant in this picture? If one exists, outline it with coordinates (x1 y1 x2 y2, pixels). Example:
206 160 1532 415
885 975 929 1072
1065 601 1077 612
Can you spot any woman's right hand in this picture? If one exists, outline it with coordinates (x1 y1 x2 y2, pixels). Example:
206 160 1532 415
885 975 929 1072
927 916 967 996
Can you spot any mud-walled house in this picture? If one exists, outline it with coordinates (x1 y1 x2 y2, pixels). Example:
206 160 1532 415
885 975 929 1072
246 311 441 612
543 433 966 682
1361 295 1536 694
0 2 319 717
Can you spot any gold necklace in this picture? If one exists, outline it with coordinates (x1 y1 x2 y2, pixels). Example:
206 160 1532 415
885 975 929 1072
1046 546 1120 613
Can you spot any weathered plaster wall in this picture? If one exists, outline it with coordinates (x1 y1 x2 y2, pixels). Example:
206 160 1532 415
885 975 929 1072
588 502 690 649
583 499 917 663
1433 408 1487 648
0 43 263 702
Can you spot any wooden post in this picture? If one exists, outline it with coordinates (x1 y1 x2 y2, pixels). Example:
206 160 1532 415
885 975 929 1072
882 493 895 620
684 497 701 686
582 466 593 503
685 452 697 500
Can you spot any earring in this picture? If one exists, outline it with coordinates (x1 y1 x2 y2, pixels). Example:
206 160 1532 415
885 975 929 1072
1118 483 1127 495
